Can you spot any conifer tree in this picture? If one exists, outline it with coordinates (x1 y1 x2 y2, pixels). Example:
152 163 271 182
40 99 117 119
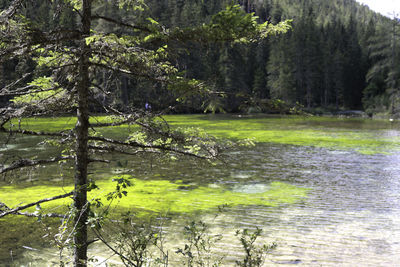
0 1 289 265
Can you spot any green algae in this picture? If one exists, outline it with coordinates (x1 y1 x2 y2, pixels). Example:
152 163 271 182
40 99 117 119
0 184 72 213
0 176 308 215
7 114 400 155
165 115 400 155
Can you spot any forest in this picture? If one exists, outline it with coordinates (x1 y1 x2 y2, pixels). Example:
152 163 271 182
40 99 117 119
0 0 399 116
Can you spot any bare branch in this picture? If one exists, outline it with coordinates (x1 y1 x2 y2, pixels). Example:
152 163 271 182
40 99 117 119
0 202 65 218
0 128 72 138
90 82 111 96
0 28 81 62
89 62 168 83
0 85 67 97
0 156 73 174
12 211 65 218
0 191 73 218
0 0 26 20
89 145 160 156
89 136 210 159
89 116 139 128
0 72 32 94
91 14 151 33
92 228 136 266
88 158 110 163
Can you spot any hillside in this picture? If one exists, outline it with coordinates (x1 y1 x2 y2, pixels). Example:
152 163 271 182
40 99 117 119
0 0 399 116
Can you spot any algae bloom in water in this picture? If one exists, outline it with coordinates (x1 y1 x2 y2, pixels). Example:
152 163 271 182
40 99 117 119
0 176 308 215
101 177 308 213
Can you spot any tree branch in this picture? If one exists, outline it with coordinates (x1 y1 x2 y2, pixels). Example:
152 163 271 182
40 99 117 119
89 62 168 83
92 228 136 266
88 145 160 156
0 72 32 94
91 14 151 33
89 136 210 159
0 128 72 138
88 158 110 163
0 156 73 174
0 0 25 20
0 202 65 218
12 211 65 218
89 116 139 128
0 191 73 218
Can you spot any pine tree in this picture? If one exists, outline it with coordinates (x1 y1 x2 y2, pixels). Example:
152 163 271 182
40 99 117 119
0 2 290 266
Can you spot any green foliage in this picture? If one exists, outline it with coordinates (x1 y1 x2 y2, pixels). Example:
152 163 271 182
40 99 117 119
235 228 276 267
364 19 400 115
113 213 162 267
108 216 276 267
1 0 399 114
240 96 306 115
10 76 65 105
10 88 64 105
61 0 82 10
176 220 223 267
105 176 132 201
116 0 147 11
203 94 226 114
208 4 290 43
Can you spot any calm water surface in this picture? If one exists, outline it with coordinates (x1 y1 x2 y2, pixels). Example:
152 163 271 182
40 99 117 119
1 116 400 266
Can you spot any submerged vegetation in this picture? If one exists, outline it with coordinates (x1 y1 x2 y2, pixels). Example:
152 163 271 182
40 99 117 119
2 114 400 265
0 176 308 215
7 115 400 155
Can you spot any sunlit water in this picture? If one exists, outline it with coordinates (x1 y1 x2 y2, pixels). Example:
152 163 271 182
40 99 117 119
1 117 400 266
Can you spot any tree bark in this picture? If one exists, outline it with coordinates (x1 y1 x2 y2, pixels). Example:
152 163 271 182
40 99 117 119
74 0 91 266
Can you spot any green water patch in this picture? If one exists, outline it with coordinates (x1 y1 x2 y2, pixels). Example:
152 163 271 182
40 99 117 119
0 176 308 215
0 184 72 214
5 114 400 154
165 115 400 155
5 116 121 132
6 116 77 132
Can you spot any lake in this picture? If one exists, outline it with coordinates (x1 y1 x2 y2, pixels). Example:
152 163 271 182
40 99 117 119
1 115 400 266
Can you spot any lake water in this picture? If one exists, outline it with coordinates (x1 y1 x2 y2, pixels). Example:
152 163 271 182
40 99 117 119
1 115 400 266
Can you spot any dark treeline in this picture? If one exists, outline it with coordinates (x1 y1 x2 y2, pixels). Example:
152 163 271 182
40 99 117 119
1 0 399 115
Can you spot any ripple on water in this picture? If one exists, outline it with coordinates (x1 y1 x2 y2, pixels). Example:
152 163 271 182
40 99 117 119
0 144 18 151
231 183 270 194
3 118 400 266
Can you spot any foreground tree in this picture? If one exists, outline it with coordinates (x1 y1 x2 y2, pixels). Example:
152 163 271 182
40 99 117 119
0 0 289 265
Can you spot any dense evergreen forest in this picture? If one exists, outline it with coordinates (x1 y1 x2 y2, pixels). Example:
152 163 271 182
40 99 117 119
1 0 399 116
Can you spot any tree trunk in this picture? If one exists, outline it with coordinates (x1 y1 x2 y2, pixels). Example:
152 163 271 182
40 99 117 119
74 0 91 266
121 75 129 106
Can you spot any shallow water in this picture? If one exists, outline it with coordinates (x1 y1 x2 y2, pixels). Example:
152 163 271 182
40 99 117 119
1 116 400 266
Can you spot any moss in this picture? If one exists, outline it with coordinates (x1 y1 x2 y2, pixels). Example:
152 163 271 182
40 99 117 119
0 176 308 215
